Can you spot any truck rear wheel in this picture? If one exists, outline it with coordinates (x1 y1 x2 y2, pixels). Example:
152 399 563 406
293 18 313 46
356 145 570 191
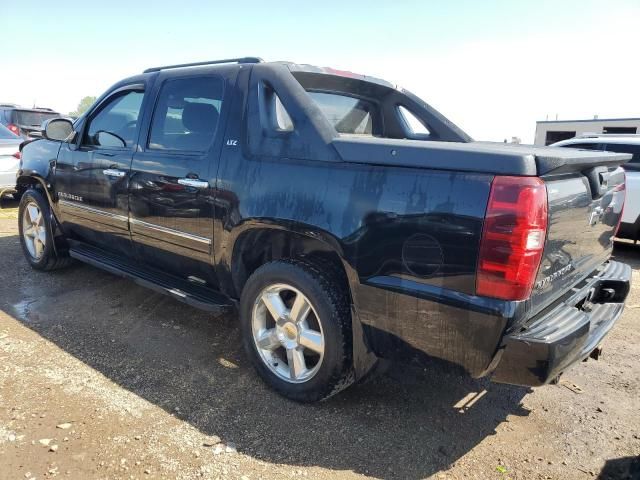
18 189 72 271
239 260 354 402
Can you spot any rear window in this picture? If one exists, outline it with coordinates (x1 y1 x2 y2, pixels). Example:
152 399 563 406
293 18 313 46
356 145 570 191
307 92 373 135
14 110 59 127
0 123 18 139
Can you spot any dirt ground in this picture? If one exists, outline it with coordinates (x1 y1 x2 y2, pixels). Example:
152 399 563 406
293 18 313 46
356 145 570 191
0 198 638 480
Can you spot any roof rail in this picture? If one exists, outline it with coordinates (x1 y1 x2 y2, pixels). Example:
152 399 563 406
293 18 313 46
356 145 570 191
143 57 263 73
577 133 640 138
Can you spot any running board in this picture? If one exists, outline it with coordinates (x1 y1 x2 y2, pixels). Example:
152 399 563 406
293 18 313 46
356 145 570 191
69 243 234 314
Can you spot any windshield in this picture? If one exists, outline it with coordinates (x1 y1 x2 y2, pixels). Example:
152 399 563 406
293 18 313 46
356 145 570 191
14 110 59 127
0 123 19 139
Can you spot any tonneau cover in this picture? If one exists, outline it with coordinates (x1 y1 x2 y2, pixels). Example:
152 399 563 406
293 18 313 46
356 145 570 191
332 137 631 175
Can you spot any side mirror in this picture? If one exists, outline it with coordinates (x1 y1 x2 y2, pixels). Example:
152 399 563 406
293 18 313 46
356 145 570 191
95 130 126 148
43 118 74 142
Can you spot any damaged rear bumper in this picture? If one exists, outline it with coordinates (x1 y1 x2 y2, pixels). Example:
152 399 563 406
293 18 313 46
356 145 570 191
491 260 632 386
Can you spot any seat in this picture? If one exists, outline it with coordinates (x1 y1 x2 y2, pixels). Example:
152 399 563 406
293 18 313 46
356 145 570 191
173 102 219 152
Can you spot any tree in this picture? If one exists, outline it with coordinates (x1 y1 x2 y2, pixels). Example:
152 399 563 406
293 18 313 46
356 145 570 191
69 96 97 117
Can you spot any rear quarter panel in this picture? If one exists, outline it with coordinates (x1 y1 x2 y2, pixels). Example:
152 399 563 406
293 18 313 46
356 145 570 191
216 148 502 374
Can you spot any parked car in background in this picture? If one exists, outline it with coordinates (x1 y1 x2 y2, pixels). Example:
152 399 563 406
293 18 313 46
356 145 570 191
0 106 61 139
552 135 640 242
15 58 632 402
0 123 22 198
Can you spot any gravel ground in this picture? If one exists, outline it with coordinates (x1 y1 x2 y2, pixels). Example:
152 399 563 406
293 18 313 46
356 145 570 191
0 198 639 480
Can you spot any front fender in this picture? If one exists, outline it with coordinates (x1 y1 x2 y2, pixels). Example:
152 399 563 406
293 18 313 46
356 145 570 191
17 138 62 209
17 139 68 254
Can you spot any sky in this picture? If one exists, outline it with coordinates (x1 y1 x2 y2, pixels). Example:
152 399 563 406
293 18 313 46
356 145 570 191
2 0 639 143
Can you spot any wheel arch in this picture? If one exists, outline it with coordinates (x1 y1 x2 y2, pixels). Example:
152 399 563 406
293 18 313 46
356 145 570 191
227 222 378 381
16 174 67 255
228 223 353 300
16 174 53 201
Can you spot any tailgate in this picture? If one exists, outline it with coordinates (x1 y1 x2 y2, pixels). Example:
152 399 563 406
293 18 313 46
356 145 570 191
530 151 629 314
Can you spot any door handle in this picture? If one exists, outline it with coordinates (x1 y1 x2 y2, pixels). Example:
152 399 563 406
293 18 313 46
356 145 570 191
178 178 209 188
103 169 126 177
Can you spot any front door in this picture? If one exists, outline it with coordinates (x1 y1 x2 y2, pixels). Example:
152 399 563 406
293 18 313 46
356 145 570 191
56 85 145 256
129 70 234 289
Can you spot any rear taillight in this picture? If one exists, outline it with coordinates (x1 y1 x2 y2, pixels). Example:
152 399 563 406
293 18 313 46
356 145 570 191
7 124 19 136
476 176 548 301
614 173 626 236
12 152 20 159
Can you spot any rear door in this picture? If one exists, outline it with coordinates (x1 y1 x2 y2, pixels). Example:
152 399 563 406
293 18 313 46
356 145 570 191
56 85 145 256
129 68 236 289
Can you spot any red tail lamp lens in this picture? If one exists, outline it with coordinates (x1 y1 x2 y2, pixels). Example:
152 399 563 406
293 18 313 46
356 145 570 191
476 176 548 301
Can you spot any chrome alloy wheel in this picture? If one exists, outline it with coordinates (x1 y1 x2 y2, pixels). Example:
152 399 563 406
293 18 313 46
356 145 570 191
22 201 46 260
251 283 325 383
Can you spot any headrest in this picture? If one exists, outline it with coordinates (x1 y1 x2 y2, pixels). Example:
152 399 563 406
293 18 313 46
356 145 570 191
181 102 219 134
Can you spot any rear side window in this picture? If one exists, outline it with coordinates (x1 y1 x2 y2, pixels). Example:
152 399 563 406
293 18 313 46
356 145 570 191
274 94 294 131
148 76 224 153
259 83 294 132
307 92 374 135
398 106 430 136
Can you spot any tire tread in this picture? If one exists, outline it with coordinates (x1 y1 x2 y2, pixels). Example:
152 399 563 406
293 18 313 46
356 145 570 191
241 259 354 402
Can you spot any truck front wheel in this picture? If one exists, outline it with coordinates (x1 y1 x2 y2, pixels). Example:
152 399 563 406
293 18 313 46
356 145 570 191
240 260 354 402
18 189 72 271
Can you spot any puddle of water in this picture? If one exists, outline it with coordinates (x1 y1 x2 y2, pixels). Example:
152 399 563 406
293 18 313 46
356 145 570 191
11 299 38 322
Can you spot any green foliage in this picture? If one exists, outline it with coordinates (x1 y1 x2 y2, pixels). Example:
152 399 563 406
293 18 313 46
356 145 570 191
69 96 97 117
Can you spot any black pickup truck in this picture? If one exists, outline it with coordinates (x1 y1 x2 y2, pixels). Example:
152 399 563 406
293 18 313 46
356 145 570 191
16 57 632 402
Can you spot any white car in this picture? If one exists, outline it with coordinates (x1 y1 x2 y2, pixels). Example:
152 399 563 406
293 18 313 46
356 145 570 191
552 135 640 242
0 123 22 198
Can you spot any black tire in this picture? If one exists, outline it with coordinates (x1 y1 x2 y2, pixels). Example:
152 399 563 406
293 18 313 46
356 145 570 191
240 260 354 402
18 189 72 271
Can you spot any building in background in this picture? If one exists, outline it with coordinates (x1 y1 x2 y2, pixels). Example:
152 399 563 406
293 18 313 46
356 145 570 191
534 117 640 146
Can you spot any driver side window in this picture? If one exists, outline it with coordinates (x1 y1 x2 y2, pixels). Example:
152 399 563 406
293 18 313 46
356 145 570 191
84 90 144 148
